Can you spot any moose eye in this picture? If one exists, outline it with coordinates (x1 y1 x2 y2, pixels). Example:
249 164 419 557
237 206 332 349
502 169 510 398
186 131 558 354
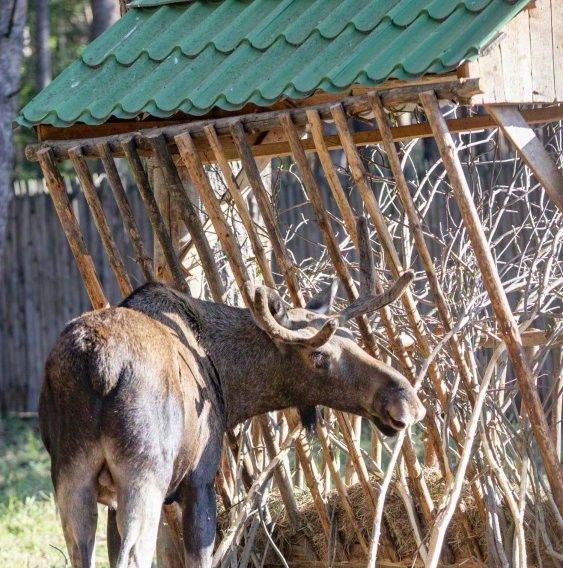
310 351 330 370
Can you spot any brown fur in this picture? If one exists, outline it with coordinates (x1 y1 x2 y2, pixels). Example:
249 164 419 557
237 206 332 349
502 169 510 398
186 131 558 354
39 282 425 568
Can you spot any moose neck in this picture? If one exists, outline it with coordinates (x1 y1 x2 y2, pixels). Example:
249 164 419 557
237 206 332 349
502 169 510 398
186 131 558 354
189 299 360 429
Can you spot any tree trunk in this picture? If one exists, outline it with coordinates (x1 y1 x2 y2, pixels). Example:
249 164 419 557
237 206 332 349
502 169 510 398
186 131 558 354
0 0 26 268
34 0 51 91
90 0 119 40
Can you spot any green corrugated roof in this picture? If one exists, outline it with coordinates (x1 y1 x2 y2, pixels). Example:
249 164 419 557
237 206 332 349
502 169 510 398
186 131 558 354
18 0 528 128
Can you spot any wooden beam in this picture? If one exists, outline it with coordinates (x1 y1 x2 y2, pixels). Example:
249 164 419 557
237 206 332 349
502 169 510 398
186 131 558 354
486 105 563 213
26 79 481 162
202 124 276 289
480 328 563 349
26 103 563 164
121 137 189 293
98 143 154 282
68 146 133 298
229 120 304 307
146 133 225 302
420 91 563 516
34 74 470 143
36 148 107 310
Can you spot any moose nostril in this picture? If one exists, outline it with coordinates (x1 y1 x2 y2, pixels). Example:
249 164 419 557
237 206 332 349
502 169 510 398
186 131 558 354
386 399 414 429
390 417 407 429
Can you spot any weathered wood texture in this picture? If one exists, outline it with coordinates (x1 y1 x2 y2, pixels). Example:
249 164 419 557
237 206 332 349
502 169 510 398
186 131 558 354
26 79 481 162
37 148 108 310
487 105 563 213
467 0 562 103
421 90 563 515
0 177 153 412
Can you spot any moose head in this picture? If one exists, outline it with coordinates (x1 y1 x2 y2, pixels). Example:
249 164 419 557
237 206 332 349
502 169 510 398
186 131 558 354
241 217 425 435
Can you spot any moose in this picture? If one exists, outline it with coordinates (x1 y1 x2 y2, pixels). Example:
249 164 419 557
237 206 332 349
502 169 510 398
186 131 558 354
39 218 425 568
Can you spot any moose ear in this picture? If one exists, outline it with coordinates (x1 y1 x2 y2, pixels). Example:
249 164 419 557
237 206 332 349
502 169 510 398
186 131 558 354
306 280 338 314
246 284 289 328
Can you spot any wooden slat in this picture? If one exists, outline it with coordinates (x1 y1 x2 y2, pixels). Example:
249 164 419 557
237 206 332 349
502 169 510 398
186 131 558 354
421 90 563 516
230 120 304 306
37 148 107 310
121 138 189 293
529 0 556 102
175 132 249 301
68 146 133 297
552 0 563 100
306 110 358 247
145 133 225 302
203 124 276 289
487 105 563 213
98 143 154 282
279 113 380 355
499 9 534 103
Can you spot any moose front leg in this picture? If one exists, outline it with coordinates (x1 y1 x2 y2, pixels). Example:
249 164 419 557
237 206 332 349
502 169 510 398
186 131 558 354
181 476 217 567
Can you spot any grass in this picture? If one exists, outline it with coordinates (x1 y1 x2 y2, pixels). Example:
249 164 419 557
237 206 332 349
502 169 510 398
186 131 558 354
0 416 109 567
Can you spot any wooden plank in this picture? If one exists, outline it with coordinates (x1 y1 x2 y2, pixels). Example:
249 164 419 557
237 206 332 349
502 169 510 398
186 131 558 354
529 0 556 102
98 143 154 282
472 45 504 105
552 0 563 100
486 105 563 213
26 104 563 165
421 90 563 516
68 146 133 297
121 137 189 293
37 148 107 310
499 9 534 103
145 133 225 302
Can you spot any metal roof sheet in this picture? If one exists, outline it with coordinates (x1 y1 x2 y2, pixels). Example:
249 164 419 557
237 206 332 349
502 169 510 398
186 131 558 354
18 0 528 128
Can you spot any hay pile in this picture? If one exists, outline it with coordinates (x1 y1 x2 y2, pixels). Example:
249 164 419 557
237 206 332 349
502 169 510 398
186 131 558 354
217 467 561 566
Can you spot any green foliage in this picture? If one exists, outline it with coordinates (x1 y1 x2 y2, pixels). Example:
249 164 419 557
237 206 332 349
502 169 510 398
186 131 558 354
0 417 109 567
15 0 92 180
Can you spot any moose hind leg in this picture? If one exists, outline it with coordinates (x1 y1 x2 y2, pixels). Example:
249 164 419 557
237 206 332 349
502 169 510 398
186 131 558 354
182 478 217 568
114 483 163 568
56 480 98 568
107 508 121 567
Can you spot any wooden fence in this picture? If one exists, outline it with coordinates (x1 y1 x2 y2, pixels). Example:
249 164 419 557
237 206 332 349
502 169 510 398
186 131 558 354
0 176 153 412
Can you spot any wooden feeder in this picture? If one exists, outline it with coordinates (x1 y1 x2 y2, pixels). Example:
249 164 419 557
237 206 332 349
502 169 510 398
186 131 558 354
19 0 563 566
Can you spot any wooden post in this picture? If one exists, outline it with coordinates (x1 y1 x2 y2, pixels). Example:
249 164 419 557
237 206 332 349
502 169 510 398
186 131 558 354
98 143 154 282
146 134 225 302
37 148 107 310
229 120 305 307
68 146 133 298
486 105 563 214
122 138 189 293
174 132 249 300
421 91 563 515
203 125 276 289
